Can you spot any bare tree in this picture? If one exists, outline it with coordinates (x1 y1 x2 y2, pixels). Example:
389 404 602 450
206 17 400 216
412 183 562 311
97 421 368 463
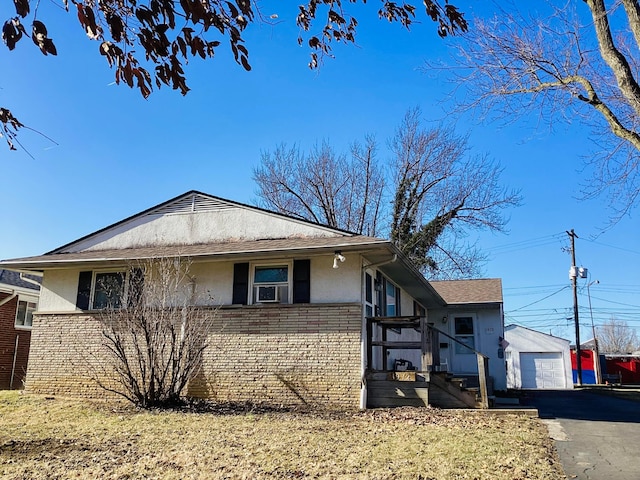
439 1 640 220
389 108 522 277
93 257 215 408
254 137 385 236
254 108 521 278
598 317 639 353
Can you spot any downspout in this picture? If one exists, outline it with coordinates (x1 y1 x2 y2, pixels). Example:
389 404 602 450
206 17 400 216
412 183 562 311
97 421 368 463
359 254 398 409
0 292 18 308
10 335 19 390
19 272 43 288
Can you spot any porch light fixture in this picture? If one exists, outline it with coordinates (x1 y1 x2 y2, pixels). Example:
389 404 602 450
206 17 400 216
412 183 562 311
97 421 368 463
333 251 346 269
442 316 448 324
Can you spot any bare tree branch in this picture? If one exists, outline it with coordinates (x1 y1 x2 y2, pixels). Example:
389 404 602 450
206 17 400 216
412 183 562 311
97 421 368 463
598 317 640 353
431 1 640 222
254 107 521 279
389 107 521 277
254 140 386 235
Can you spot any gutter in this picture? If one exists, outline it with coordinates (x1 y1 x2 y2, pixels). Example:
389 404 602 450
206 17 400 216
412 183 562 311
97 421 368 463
362 254 398 271
19 272 42 288
0 291 17 308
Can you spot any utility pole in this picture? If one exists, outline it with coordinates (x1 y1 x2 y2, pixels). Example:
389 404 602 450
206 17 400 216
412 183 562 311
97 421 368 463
567 229 582 386
588 280 601 384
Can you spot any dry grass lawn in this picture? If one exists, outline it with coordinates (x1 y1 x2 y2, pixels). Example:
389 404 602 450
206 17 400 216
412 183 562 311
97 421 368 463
0 391 563 479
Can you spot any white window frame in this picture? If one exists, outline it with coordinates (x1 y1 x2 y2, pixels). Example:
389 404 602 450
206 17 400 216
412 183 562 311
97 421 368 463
453 315 477 354
364 271 374 318
249 261 292 305
15 297 37 330
384 278 399 317
90 269 129 310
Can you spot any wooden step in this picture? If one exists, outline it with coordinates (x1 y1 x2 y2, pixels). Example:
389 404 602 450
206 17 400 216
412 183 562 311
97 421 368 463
428 372 478 409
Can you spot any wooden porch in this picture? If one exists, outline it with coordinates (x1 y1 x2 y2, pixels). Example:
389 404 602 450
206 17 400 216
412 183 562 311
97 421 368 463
365 316 491 409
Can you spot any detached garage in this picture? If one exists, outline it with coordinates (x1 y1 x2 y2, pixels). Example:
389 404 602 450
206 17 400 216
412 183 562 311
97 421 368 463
504 325 573 390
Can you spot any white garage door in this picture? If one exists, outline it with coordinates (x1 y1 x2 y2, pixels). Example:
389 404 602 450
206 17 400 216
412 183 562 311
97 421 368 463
520 352 567 389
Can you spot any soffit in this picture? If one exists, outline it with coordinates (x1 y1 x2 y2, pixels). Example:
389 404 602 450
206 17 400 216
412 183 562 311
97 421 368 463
0 236 389 269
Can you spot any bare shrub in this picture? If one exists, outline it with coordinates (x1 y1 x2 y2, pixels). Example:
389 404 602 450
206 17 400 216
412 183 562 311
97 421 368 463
95 257 216 408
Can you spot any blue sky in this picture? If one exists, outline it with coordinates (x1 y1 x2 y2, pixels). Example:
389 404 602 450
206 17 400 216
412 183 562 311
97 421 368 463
1 1 639 343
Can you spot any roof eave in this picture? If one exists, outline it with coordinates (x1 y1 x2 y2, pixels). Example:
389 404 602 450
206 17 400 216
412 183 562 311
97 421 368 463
0 239 391 271
370 244 446 308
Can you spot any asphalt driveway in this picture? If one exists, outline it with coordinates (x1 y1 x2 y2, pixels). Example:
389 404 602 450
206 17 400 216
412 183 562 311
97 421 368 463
519 389 640 480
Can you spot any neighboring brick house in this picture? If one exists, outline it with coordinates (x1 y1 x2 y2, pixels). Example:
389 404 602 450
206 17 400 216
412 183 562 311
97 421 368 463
0 269 40 389
0 191 505 408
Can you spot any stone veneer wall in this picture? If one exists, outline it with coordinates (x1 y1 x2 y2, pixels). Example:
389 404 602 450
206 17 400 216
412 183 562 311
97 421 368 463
26 303 363 408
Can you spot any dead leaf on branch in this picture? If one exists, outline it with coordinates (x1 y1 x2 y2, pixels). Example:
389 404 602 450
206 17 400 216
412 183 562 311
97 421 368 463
106 13 124 43
13 0 30 18
2 18 26 50
31 20 57 55
76 4 102 39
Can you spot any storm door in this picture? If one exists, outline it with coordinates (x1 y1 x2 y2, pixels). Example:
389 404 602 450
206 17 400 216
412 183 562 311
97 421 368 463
451 315 478 373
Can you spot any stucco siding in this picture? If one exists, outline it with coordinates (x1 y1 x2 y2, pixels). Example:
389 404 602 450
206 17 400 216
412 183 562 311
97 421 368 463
400 290 415 315
26 303 363 408
188 262 233 305
430 307 507 392
39 269 79 312
67 208 343 252
37 257 365 312
309 257 361 303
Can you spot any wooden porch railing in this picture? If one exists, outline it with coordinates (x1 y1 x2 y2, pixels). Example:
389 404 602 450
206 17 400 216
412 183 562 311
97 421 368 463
432 326 490 409
365 316 491 409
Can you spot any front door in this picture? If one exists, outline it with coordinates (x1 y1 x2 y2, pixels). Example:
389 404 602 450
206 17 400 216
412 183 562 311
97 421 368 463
451 315 478 373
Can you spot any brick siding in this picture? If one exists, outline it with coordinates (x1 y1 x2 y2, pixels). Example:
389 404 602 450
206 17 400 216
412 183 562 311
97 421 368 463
0 293 32 390
26 303 363 408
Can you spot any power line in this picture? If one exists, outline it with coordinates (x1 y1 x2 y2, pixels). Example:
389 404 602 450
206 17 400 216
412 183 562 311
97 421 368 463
508 285 571 312
586 294 640 309
486 233 566 256
582 238 640 256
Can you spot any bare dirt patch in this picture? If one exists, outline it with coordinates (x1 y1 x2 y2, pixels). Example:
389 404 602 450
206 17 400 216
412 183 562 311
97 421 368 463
0 392 563 479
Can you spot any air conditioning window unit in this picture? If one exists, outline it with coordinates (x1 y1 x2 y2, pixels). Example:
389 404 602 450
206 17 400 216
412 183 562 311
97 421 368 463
257 285 280 303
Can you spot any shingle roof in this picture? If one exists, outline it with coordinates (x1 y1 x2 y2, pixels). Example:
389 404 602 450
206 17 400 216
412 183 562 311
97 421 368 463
0 269 41 290
0 236 390 269
429 278 502 304
0 235 447 308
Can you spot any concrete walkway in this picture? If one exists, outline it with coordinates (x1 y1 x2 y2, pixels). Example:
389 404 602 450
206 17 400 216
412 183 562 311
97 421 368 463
519 389 640 480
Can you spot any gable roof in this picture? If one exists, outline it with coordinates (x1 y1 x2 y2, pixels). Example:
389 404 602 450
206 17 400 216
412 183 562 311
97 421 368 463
505 324 569 343
0 190 451 308
504 324 571 356
429 278 503 305
48 191 356 254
